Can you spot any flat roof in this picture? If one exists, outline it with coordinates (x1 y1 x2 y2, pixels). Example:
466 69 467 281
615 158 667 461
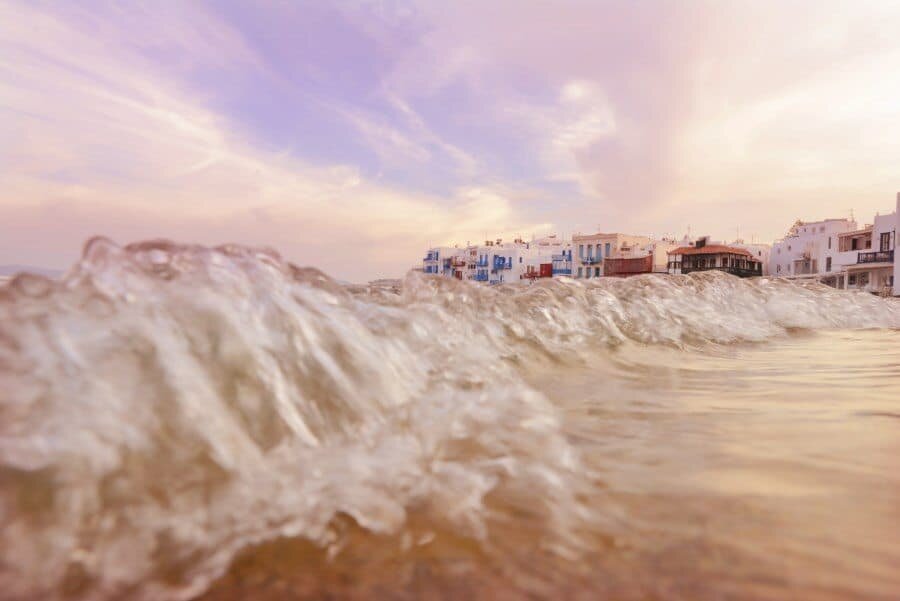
837 227 873 237
668 245 753 257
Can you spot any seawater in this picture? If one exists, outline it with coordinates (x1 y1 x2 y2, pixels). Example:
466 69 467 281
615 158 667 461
1 238 899 600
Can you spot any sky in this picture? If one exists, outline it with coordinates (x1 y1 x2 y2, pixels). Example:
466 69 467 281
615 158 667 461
2 0 900 282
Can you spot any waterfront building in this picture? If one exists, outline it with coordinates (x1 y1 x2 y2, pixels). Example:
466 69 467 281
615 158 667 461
730 241 772 275
835 202 896 294
488 240 524 285
422 236 574 285
422 246 457 276
420 194 898 293
769 218 857 280
468 243 492 283
667 237 763 277
769 193 898 295
522 235 572 281
603 236 687 277
571 232 651 279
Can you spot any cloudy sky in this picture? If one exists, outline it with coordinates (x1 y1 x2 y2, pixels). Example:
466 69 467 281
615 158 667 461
2 1 900 281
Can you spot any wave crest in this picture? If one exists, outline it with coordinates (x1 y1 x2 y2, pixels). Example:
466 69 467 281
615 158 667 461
1 239 898 599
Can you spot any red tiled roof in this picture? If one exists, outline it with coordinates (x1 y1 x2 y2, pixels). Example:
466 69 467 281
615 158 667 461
667 245 753 257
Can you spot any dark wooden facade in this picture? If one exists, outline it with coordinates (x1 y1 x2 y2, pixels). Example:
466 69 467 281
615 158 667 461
667 242 762 278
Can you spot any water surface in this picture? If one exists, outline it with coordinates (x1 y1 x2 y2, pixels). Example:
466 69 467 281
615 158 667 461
1 239 898 600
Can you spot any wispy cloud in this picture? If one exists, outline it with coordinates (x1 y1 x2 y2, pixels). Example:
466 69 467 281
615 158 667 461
3 0 900 277
0 1 544 280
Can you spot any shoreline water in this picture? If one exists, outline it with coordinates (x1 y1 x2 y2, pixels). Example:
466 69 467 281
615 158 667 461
2 240 899 600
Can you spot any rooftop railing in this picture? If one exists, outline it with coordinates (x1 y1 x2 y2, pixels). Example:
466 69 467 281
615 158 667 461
857 250 894 264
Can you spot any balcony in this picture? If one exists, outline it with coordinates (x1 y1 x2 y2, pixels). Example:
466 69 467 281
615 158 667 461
681 265 761 278
553 268 572 275
581 256 601 264
474 273 489 282
857 250 894 264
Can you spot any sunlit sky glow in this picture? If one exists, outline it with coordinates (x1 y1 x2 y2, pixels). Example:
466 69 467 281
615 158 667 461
2 1 900 281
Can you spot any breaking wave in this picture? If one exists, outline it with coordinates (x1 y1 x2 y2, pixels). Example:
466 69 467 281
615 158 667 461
1 238 898 600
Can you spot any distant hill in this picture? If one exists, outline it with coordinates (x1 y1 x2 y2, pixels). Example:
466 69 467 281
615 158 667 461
0 264 64 278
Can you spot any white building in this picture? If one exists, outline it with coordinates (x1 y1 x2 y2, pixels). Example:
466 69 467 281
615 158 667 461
835 199 897 295
769 218 858 280
522 235 573 281
422 246 457 277
422 235 575 285
768 194 898 295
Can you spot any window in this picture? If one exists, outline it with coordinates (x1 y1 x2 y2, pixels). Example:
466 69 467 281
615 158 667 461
595 267 600 277
820 226 825 233
826 257 832 271
776 264 781 273
881 232 891 252
828 236 831 249
788 245 791 251
605 243 611 256
519 256 522 263
577 267 583 278
578 244 584 258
